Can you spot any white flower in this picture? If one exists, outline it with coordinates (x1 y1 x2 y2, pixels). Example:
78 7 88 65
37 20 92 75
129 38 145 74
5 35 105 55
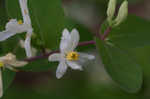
0 53 27 97
0 0 33 58
48 28 95 79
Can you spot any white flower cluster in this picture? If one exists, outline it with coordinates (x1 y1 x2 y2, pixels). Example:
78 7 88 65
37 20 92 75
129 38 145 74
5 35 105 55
0 0 95 97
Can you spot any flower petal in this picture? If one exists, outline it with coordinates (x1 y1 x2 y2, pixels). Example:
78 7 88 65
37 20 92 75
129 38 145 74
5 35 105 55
24 32 32 57
60 28 71 53
0 69 3 98
19 0 31 25
67 61 83 71
69 28 80 51
0 30 18 41
0 53 16 63
60 28 80 53
5 65 19 72
48 53 61 62
56 60 68 79
72 52 95 66
63 28 79 52
0 19 28 41
0 53 27 67
6 19 27 33
19 0 33 58
9 61 28 67
79 52 95 60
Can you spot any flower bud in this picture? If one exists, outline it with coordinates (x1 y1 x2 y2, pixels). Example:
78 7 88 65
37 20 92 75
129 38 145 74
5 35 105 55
113 0 128 27
107 0 117 25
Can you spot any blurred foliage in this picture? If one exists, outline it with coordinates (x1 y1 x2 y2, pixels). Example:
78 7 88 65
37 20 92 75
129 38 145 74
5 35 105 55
2 70 15 93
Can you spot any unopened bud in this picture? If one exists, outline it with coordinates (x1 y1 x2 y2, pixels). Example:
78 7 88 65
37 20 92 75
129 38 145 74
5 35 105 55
113 0 128 27
107 0 117 25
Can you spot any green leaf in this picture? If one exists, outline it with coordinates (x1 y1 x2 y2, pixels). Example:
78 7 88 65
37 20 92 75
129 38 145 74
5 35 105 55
107 15 150 49
29 0 67 49
95 38 143 93
2 69 16 92
0 0 9 30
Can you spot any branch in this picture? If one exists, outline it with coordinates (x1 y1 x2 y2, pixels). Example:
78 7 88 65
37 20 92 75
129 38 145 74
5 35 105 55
24 40 96 62
101 27 112 40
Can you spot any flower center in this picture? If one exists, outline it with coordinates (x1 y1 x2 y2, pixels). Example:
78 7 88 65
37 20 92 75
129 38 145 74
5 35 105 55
66 52 79 61
18 20 23 25
0 61 4 68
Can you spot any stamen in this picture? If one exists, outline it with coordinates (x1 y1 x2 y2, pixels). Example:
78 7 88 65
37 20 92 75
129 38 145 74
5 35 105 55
66 52 79 61
18 20 23 25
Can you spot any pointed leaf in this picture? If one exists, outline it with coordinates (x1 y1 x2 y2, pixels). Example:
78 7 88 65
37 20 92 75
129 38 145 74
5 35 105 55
2 69 16 92
95 38 143 93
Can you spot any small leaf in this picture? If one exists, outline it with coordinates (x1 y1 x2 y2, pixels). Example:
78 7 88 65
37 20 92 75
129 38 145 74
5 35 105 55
95 38 143 93
2 69 16 92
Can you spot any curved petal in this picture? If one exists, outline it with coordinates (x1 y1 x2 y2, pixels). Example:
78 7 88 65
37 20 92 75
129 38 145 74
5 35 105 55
0 53 16 64
72 52 95 66
48 53 61 62
5 65 18 72
56 60 68 79
0 53 27 68
67 28 80 51
19 0 31 25
79 52 95 60
0 19 28 41
67 61 83 71
0 30 18 41
24 32 32 57
0 69 3 98
60 28 71 53
9 61 28 67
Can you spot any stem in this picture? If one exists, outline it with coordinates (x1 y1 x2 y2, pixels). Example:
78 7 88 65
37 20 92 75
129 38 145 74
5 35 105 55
24 50 59 62
24 40 95 62
101 27 112 40
78 40 95 46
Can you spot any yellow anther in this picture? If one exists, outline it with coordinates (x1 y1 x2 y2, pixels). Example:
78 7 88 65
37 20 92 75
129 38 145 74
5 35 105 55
0 61 4 68
66 52 79 61
18 20 23 25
